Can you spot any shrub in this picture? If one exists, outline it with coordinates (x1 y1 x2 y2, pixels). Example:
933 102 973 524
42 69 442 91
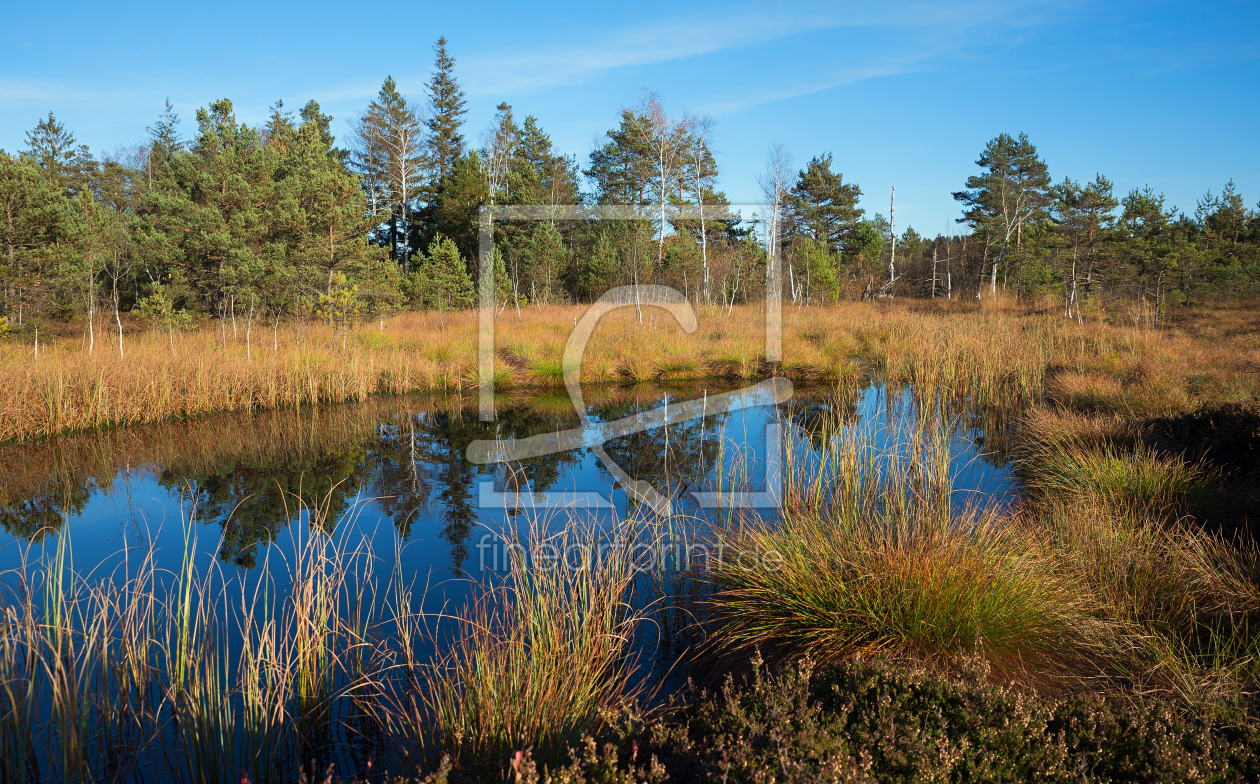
637 657 1260 784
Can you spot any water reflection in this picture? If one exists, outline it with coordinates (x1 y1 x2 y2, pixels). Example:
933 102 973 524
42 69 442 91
0 380 1018 578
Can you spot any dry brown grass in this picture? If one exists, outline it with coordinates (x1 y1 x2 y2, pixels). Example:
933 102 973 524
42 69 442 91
3 299 1256 442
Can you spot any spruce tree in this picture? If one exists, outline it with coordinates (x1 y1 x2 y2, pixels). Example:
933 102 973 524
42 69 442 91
429 151 488 267
425 37 467 190
263 100 297 150
514 116 580 206
522 221 569 305
145 99 183 185
22 112 94 196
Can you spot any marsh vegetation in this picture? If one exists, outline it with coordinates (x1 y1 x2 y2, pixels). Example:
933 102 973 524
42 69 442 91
0 297 1257 782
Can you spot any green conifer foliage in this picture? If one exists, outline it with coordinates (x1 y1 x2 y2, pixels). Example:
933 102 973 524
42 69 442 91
787 154 864 253
425 37 468 189
418 234 474 312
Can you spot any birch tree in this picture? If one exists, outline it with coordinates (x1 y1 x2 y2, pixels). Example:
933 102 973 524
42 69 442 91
759 142 792 309
627 93 691 274
685 115 718 305
66 192 109 356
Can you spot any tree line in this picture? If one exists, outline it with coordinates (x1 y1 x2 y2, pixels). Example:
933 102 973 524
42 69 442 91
3 36 1259 351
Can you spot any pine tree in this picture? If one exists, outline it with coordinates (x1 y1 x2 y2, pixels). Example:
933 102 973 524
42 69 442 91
425 37 467 190
263 100 297 150
586 109 655 205
795 237 840 305
953 132 1051 297
173 98 275 318
787 154 864 253
1053 174 1117 316
279 111 377 296
572 230 620 301
0 152 68 323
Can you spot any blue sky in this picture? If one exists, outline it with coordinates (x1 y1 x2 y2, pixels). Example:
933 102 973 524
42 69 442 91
1 0 1257 233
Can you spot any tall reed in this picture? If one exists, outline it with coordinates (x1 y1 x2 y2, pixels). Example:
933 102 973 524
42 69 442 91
372 514 646 772
0 491 648 782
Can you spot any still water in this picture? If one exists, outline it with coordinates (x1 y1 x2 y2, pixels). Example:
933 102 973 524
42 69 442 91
0 379 1017 590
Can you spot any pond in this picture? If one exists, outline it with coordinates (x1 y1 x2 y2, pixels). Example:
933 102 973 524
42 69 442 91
0 376 1022 780
0 378 1017 586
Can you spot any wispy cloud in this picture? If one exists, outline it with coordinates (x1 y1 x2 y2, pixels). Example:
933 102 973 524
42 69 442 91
455 0 1073 97
0 77 79 103
457 15 829 95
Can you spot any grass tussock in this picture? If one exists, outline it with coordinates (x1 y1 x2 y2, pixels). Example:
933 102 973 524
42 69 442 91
708 423 1105 683
381 517 645 771
1026 440 1220 512
711 505 1095 679
703 404 1260 707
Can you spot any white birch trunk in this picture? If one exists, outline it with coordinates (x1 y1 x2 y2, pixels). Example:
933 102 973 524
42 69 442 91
888 186 896 290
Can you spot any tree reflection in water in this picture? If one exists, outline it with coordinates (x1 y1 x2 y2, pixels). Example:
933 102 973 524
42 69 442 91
0 381 1016 573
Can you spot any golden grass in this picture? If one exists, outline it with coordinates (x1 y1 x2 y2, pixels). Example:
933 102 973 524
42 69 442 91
707 401 1260 705
710 422 1107 684
5 299 1256 443
400 516 645 770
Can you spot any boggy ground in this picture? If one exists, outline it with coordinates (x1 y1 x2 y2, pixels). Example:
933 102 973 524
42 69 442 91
2 297 1256 442
4 298 1260 783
